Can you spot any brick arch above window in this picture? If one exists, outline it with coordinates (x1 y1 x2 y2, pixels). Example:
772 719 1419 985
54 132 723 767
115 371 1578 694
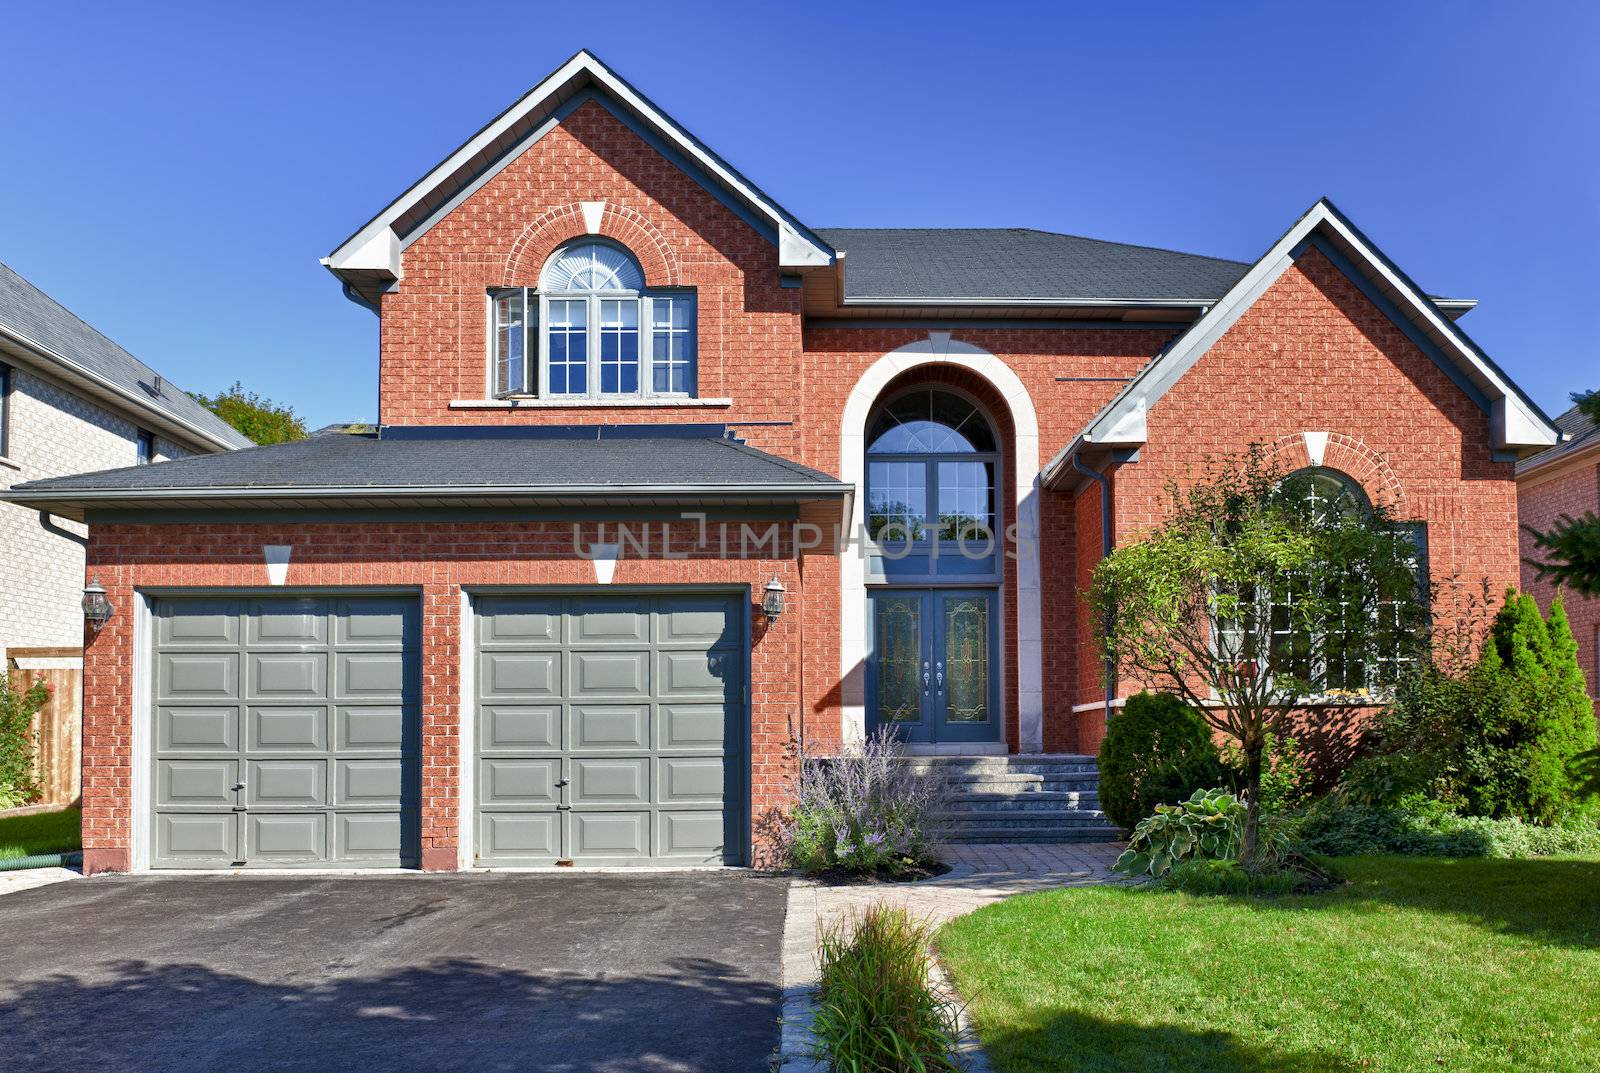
502 203 681 288
1262 432 1408 514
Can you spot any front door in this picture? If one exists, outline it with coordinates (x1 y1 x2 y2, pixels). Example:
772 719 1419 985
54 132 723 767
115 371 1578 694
868 588 1000 744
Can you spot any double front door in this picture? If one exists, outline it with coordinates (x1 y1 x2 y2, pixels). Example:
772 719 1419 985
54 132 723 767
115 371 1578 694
868 588 1000 744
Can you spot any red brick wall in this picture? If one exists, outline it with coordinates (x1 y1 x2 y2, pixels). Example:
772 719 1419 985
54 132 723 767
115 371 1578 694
1075 246 1522 755
1519 455 1600 698
78 520 804 874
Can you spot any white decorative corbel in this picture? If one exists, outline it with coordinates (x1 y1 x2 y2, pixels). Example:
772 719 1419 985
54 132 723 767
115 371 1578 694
1302 431 1330 467
263 545 291 586
580 201 606 235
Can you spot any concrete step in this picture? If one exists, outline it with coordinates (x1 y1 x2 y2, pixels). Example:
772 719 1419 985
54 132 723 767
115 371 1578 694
935 811 1109 830
905 756 1099 775
940 825 1122 844
942 791 1100 812
933 773 1101 791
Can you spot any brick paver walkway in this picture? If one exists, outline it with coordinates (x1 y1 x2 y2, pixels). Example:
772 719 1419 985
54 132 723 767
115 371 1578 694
778 841 1125 1071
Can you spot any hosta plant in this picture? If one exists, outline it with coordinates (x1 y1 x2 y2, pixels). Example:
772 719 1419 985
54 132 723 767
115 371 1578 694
1114 788 1246 878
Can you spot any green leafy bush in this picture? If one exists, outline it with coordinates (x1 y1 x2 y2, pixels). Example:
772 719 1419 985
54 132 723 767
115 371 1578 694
1098 691 1224 831
1160 858 1301 897
1223 732 1314 811
1114 788 1295 878
0 674 48 808
1289 797 1600 859
811 903 962 1073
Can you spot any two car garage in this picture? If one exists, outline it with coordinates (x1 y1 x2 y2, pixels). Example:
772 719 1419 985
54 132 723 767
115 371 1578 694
150 591 747 870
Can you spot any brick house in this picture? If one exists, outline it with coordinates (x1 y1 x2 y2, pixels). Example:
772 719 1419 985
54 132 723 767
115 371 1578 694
2 52 1558 874
1518 402 1599 698
0 259 248 668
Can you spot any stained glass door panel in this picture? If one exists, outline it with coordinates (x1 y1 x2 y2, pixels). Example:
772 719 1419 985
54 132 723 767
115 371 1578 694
933 590 999 742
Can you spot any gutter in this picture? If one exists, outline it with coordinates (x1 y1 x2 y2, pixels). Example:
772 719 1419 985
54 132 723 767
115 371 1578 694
0 482 853 504
0 323 244 454
1072 451 1117 727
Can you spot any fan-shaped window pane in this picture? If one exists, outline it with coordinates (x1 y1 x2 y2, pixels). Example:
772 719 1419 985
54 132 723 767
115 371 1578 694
540 241 645 293
867 390 996 454
1294 467 1370 523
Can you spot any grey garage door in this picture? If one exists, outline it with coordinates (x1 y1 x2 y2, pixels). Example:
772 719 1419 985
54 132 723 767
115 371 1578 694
474 594 745 866
151 596 420 868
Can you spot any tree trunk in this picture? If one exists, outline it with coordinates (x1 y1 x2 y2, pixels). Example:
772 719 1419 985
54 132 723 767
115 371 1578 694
1239 738 1264 871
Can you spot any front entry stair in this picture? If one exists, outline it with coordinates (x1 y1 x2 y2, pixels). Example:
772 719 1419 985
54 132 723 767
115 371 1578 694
908 754 1121 844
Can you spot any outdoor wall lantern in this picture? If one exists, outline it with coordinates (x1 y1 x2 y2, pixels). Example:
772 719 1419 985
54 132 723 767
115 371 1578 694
82 579 114 633
762 575 786 620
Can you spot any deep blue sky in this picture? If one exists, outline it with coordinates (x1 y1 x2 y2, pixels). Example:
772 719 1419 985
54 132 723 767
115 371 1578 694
2 2 1595 430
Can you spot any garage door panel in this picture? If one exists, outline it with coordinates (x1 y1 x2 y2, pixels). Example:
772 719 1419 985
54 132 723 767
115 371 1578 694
335 706 407 751
571 812 649 859
657 704 727 751
247 706 327 753
657 812 726 860
157 759 237 807
246 599 328 646
156 813 238 865
657 599 738 645
247 760 327 808
571 704 649 750
658 647 740 698
571 758 650 805
478 599 562 646
335 652 408 702
153 596 419 869
480 705 561 752
479 758 559 805
159 653 238 702
658 757 725 805
337 759 403 807
157 601 239 647
571 650 650 698
247 813 328 862
480 651 560 698
158 706 238 753
478 812 559 859
248 652 326 701
568 599 651 644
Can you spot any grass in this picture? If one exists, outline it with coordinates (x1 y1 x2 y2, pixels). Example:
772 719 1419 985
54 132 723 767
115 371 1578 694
938 856 1600 1073
0 805 82 860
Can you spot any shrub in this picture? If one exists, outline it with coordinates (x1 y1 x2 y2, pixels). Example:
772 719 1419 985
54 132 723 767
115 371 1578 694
1288 797 1600 859
1223 732 1314 811
1098 691 1224 831
1161 858 1301 897
1114 788 1296 879
0 674 47 807
782 730 946 877
811 903 963 1073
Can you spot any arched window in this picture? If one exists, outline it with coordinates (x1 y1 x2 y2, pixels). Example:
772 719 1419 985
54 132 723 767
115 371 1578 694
490 239 696 399
865 389 998 542
1296 467 1370 523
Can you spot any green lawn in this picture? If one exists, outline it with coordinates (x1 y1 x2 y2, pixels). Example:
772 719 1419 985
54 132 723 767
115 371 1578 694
939 857 1600 1073
0 806 82 860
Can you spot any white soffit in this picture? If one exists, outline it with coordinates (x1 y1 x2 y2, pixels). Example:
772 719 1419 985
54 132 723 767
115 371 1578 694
1076 199 1558 453
323 51 834 277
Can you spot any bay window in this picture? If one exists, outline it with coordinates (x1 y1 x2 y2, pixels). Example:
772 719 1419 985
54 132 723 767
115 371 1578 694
490 240 696 400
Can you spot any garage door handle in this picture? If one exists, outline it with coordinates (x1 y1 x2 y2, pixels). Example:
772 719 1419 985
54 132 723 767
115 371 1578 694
554 779 570 787
556 804 571 811
231 782 245 791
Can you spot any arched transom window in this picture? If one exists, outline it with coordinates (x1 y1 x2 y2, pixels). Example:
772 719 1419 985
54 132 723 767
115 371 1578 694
490 239 697 399
865 389 998 542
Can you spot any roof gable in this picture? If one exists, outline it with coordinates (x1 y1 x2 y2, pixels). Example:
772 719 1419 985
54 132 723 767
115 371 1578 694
1046 199 1558 479
323 51 833 301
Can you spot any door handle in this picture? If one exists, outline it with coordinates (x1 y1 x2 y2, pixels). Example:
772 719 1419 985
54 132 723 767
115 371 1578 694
922 660 930 693
936 661 944 692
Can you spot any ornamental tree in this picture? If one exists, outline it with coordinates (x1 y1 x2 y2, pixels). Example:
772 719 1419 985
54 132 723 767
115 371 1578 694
192 382 308 445
1089 448 1429 867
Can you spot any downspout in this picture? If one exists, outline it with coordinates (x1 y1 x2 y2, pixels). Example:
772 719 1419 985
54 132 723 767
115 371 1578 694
39 511 88 548
1072 453 1116 726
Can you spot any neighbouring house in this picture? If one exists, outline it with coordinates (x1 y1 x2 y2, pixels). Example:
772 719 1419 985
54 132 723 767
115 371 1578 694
0 51 1558 874
0 258 249 668
1518 401 1599 698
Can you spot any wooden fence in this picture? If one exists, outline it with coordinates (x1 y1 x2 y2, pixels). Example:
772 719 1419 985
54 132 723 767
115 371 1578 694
6 647 82 806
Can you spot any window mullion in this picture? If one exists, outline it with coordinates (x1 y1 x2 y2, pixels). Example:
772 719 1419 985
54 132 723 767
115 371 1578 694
642 295 654 399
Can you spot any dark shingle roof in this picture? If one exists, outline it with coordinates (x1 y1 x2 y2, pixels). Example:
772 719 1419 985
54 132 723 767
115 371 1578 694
0 259 250 449
1517 402 1599 476
814 228 1251 304
4 426 844 496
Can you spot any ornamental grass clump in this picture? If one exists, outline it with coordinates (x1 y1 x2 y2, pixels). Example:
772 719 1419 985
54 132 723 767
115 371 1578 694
784 731 947 877
811 903 964 1073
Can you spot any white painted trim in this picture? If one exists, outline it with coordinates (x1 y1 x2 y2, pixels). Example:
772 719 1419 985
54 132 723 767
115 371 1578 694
130 593 154 872
449 397 733 409
263 545 291 586
457 588 476 871
838 336 1045 751
590 543 621 584
1069 199 1557 456
580 200 606 234
1071 697 1128 713
1302 431 1330 467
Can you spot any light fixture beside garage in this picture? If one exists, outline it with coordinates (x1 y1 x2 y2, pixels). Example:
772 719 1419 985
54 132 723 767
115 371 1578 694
762 575 786 620
81 579 113 633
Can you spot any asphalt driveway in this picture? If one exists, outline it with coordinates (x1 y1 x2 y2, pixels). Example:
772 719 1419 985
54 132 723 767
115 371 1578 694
0 871 789 1073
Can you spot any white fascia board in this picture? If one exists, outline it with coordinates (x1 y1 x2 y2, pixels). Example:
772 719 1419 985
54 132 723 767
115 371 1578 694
324 51 833 274
320 227 401 277
1079 200 1559 452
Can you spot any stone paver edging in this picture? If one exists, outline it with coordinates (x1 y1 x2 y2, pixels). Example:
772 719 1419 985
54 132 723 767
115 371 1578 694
778 842 1124 1071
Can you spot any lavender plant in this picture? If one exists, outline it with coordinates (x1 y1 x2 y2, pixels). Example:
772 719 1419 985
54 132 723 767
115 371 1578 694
783 730 947 876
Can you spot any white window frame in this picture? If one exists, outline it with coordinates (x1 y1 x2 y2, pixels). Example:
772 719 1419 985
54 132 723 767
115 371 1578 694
488 287 697 400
